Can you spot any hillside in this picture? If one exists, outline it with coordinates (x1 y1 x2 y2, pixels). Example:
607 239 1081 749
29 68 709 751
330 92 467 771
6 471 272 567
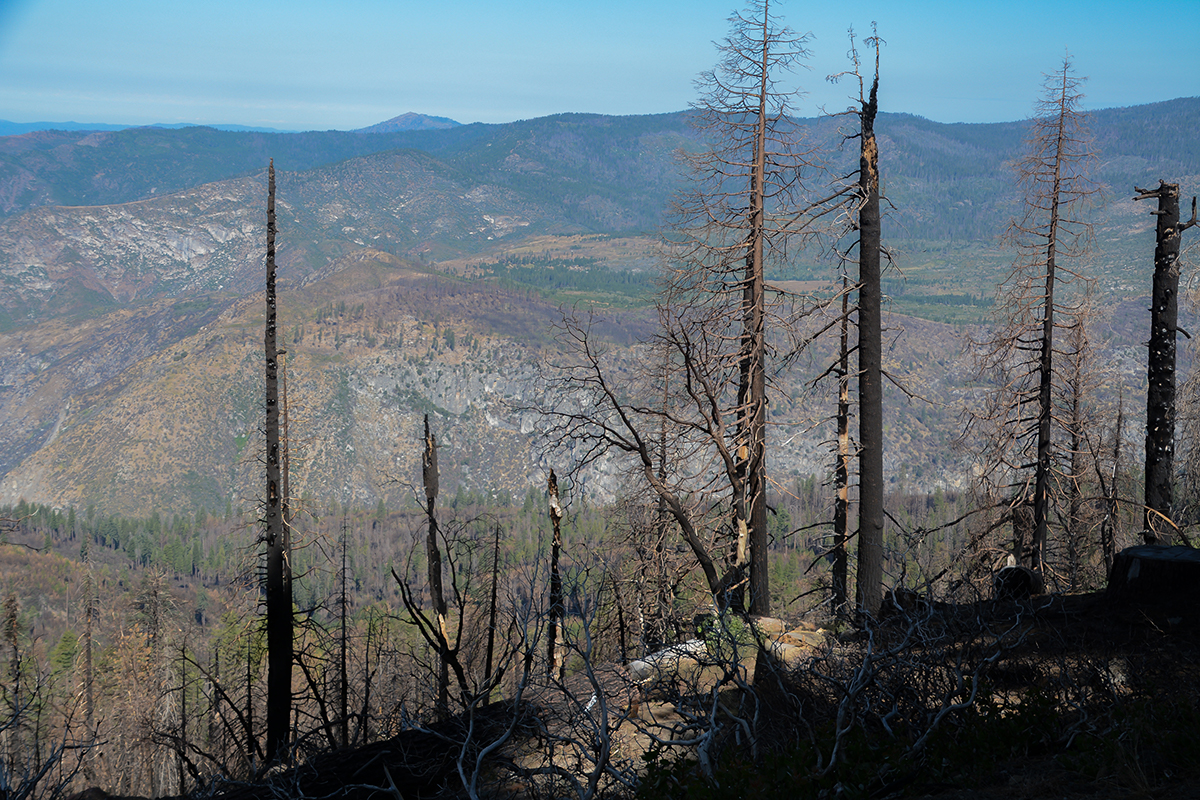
1 100 1197 328
0 245 1167 518
0 101 1196 515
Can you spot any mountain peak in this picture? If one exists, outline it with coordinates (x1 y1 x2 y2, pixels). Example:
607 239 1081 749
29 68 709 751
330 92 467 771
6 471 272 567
355 112 461 133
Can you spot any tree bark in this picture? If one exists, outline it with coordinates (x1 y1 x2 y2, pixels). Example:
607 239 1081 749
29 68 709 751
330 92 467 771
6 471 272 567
1031 83 1065 574
735 5 771 616
968 58 1097 582
1137 181 1197 541
264 159 292 765
856 67 884 619
422 415 449 715
833 277 851 616
547 470 565 681
83 542 95 781
1101 396 1124 575
339 518 349 747
484 522 501 682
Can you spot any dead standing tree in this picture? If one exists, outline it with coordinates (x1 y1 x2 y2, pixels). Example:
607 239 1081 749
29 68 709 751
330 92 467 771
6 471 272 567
654 0 819 614
833 273 852 615
826 27 885 618
546 470 566 682
421 414 450 716
539 311 749 612
263 159 293 765
964 58 1098 578
1135 181 1197 542
1056 290 1109 588
853 37 885 619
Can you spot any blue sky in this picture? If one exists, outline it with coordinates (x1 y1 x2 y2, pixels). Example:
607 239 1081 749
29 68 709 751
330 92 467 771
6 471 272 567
0 0 1196 130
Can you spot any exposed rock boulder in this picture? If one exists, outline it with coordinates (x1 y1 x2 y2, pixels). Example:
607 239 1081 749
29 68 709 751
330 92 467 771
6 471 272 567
1107 544 1200 603
628 617 831 699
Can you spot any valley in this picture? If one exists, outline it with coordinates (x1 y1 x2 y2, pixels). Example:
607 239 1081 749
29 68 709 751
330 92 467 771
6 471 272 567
0 101 1196 518
7 0 1200 791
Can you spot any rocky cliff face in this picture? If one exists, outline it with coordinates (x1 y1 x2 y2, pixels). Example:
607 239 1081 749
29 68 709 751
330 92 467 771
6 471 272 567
0 230 1165 517
0 232 1010 517
0 150 581 328
0 252 545 515
0 175 267 322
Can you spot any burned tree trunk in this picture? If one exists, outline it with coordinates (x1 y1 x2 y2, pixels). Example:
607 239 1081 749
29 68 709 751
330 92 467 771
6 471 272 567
856 61 884 619
547 470 565 682
1108 544 1200 601
421 415 449 716
484 522 502 683
82 539 95 780
263 160 292 765
1136 182 1197 542
966 59 1098 581
1100 396 1125 573
832 277 851 616
339 519 350 747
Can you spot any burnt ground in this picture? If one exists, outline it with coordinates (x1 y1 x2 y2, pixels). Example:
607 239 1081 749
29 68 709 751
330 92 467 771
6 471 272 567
889 590 1200 800
66 589 1200 800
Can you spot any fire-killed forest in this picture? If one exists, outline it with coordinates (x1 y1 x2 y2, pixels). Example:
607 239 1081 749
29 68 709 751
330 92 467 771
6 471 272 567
1 2 1199 799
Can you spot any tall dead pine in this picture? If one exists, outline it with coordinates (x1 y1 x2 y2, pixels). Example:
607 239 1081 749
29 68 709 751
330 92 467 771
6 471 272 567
827 28 885 617
855 38 885 619
1135 181 1197 542
662 0 815 614
263 160 292 765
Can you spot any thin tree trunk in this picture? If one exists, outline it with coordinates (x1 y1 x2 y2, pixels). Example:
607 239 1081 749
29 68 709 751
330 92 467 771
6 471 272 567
833 276 851 616
547 470 565 681
339 518 349 747
1101 396 1124 574
178 651 186 795
83 545 95 781
421 415 449 716
730 4 772 616
359 618 373 743
209 651 219 775
484 522 501 683
612 574 628 665
1031 112 1063 575
1067 338 1086 590
245 638 254 772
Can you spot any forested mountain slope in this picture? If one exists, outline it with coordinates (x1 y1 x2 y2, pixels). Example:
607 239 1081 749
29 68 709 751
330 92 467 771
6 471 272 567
0 100 1195 515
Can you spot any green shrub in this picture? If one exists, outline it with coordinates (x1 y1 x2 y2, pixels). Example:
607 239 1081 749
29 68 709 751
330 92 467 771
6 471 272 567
698 612 757 661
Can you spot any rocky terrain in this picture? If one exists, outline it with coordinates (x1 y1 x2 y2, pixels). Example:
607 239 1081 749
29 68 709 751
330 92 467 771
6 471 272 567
0 100 1197 516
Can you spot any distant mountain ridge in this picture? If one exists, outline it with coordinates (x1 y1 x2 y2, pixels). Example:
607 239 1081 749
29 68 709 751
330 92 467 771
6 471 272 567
1 98 1197 320
0 119 298 136
354 112 462 133
0 110 465 138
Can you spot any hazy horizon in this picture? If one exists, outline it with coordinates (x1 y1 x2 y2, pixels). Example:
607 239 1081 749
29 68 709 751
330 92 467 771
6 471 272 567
2 0 1198 132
